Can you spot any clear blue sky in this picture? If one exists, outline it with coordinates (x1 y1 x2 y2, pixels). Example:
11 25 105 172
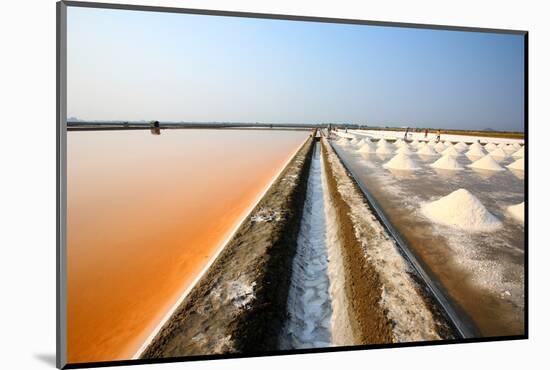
67 6 525 131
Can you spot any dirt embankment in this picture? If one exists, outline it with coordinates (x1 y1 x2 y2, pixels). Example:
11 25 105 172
321 138 451 342
141 136 315 359
320 142 393 344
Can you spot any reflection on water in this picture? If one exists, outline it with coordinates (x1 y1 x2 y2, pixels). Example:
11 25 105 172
67 129 308 363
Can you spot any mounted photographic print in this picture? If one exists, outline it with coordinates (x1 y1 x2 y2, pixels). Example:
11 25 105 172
57 1 527 368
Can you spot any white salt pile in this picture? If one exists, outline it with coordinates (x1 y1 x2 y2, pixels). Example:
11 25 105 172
504 144 517 154
340 139 350 146
454 142 468 151
377 138 388 147
394 139 405 147
376 143 394 154
507 202 524 224
485 143 497 152
469 142 484 151
512 147 524 158
416 142 427 149
383 153 419 171
417 145 439 156
465 146 486 158
358 142 375 153
362 137 372 143
350 138 360 145
430 154 464 170
442 146 461 157
411 139 420 147
421 189 502 231
434 142 446 152
427 140 436 147
396 145 413 155
489 147 508 160
507 158 524 171
512 142 521 149
444 141 453 147
497 142 508 149
468 154 505 171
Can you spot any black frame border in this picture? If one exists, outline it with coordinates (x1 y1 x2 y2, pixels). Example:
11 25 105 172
56 1 528 369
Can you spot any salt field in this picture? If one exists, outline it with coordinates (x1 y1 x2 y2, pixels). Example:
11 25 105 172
332 132 524 336
67 129 309 363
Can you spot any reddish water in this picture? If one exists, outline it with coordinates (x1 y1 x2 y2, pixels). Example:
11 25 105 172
67 129 309 363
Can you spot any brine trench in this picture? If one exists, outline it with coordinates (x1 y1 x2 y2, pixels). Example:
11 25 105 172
280 142 340 349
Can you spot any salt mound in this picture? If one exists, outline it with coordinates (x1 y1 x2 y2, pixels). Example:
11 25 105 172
512 147 524 158
444 141 453 147
394 139 405 146
358 142 375 153
485 143 497 152
442 146 461 157
469 142 484 152
417 145 439 156
497 143 508 149
421 189 502 231
512 143 521 149
468 154 505 171
396 145 413 155
427 140 436 147
454 142 468 151
411 140 420 147
430 154 464 170
362 137 372 143
377 138 388 147
376 144 394 154
350 138 360 145
340 139 350 146
489 147 508 160
503 144 517 154
383 153 419 171
465 146 486 158
507 202 524 224
507 158 524 171
434 142 446 152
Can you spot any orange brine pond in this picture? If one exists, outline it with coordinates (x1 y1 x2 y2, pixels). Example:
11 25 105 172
67 128 309 363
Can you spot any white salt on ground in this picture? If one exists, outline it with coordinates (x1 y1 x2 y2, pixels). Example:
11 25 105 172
512 147 524 158
442 146 461 157
417 145 439 156
376 144 394 154
454 142 468 151
396 145 413 155
358 142 375 153
465 146 486 158
434 142 446 152
507 202 524 224
469 142 485 152
430 154 464 170
485 143 497 152
507 158 524 171
489 147 508 160
421 189 502 231
468 154 505 171
383 153 419 171
377 138 388 147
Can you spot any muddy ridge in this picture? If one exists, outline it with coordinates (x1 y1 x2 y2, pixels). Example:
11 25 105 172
140 135 315 359
321 141 394 344
322 137 451 342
